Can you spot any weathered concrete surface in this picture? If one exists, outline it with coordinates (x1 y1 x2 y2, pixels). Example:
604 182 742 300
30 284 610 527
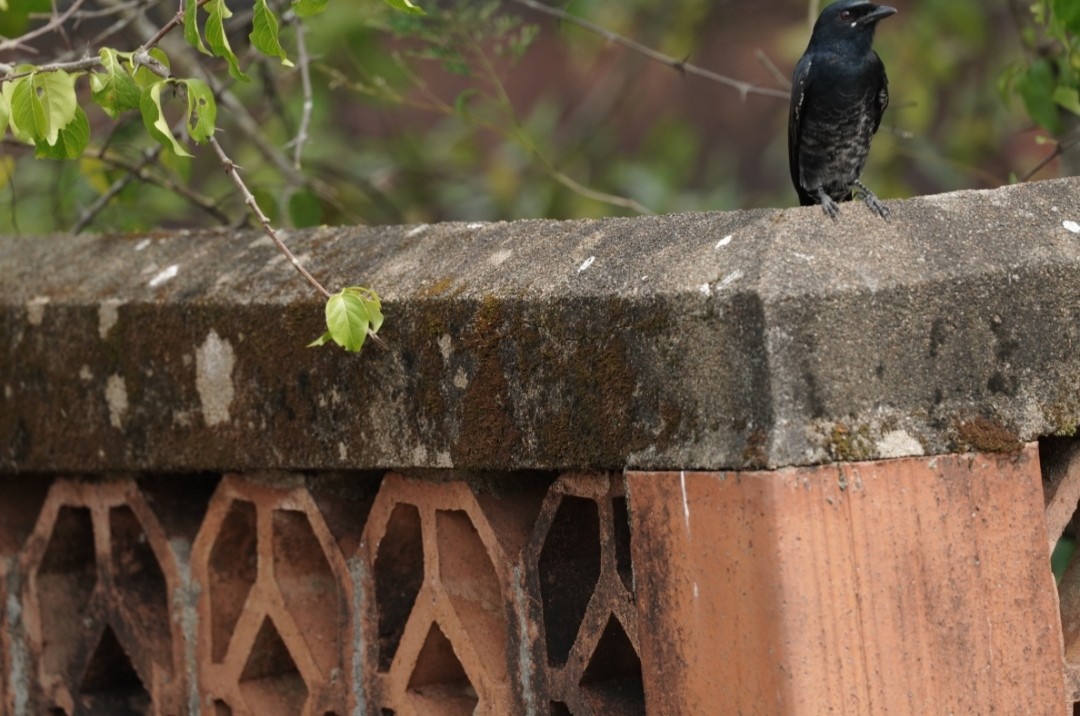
4 177 1080 471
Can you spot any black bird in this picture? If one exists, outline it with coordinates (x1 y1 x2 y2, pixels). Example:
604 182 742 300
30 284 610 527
788 0 896 219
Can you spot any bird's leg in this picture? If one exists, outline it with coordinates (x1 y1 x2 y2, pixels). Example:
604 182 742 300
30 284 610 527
814 188 841 219
853 180 889 220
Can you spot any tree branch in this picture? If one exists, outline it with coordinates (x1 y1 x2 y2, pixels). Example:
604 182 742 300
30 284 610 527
0 0 86 54
288 11 315 172
208 134 331 298
507 0 790 101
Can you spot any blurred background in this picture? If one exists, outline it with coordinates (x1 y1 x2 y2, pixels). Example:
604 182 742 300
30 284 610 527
0 0 1073 232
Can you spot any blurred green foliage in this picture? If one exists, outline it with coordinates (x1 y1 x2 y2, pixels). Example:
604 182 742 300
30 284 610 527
0 0 1071 235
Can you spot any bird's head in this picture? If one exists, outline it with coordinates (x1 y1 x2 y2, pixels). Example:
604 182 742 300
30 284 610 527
810 0 897 50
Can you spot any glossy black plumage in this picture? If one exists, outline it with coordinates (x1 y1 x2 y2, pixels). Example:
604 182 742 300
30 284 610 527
788 0 895 219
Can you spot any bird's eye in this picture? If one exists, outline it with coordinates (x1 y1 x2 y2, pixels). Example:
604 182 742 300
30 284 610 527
840 10 852 20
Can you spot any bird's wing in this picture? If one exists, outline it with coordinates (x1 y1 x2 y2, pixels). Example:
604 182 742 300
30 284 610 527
871 51 889 134
788 54 814 197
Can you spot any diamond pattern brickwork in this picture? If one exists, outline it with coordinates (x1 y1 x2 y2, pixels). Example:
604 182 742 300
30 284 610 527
17 477 195 715
0 456 1069 714
192 472 376 716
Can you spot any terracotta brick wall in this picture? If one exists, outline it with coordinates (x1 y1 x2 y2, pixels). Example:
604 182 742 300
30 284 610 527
0 471 649 715
0 448 1073 715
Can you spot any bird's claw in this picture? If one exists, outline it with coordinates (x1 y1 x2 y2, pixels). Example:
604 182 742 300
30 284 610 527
854 180 889 220
816 189 841 219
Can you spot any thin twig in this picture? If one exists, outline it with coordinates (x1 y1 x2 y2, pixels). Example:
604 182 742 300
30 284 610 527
755 49 791 90
117 7 357 219
136 0 200 54
72 148 159 233
208 134 331 299
1019 132 1080 182
1 56 99 80
471 36 655 214
208 134 387 348
67 0 151 19
98 149 232 224
507 0 789 101
290 12 314 171
0 0 85 53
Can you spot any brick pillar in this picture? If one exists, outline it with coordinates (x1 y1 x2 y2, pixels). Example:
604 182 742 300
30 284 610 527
627 446 1067 715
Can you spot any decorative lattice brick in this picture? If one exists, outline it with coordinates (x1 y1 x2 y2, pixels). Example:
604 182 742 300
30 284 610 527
192 472 377 716
0 477 51 714
1040 436 1080 701
356 472 550 714
17 477 192 715
628 447 1065 715
521 473 644 715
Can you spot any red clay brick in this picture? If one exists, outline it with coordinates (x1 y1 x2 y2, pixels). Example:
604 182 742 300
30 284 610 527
192 473 365 716
1041 437 1080 554
356 471 644 713
1043 437 1080 700
17 477 187 715
0 477 52 714
357 472 532 715
628 446 1066 715
521 473 644 715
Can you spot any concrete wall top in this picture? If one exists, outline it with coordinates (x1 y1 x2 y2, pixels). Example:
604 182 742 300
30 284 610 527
4 177 1080 472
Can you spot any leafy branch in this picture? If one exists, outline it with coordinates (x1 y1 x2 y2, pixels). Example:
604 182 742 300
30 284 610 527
0 0 409 352
1005 0 1080 176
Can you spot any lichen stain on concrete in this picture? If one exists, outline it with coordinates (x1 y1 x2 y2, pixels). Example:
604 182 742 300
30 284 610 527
148 263 179 288
105 374 128 428
876 429 924 459
25 296 49 326
98 299 122 339
196 329 236 427
438 333 453 361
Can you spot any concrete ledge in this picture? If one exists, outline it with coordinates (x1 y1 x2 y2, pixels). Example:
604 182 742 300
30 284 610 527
4 177 1080 471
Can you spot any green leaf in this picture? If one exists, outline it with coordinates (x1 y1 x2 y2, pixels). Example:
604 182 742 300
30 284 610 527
1053 85 1080 117
288 189 323 227
454 88 477 117
184 0 211 55
342 286 383 333
251 0 293 66
90 48 143 118
1052 0 1080 35
291 0 329 18
382 0 425 15
0 87 9 138
205 0 250 82
35 106 89 159
183 78 216 143
139 81 193 157
325 290 370 352
1 78 30 142
11 71 77 145
307 330 334 348
1017 59 1062 133
310 287 383 352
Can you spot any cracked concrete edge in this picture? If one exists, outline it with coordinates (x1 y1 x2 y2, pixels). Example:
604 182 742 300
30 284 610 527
4 177 1080 471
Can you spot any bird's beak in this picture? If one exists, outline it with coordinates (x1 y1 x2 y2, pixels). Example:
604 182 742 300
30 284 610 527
858 4 897 24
